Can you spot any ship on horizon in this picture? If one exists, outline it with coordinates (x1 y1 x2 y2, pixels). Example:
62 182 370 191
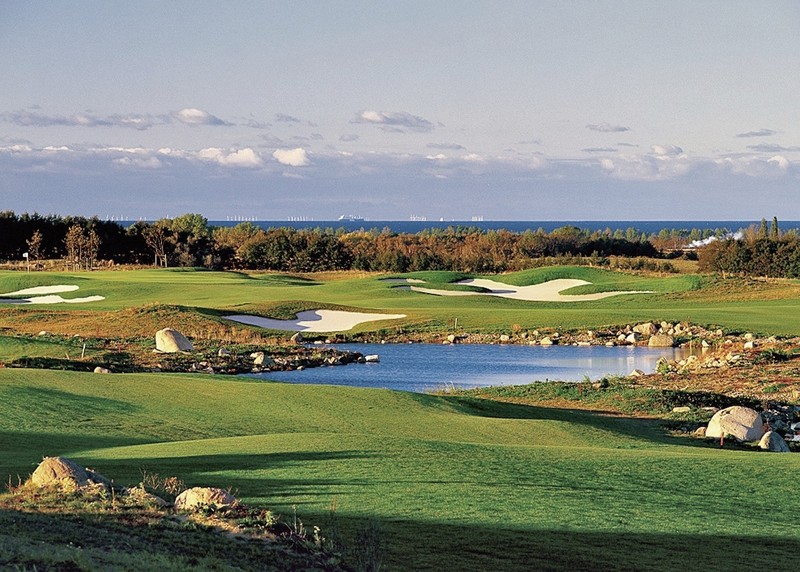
338 214 365 222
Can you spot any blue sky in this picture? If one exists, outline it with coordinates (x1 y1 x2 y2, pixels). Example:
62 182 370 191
1 1 799 220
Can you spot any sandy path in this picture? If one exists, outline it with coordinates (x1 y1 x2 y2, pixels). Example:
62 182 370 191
409 278 651 302
224 309 407 332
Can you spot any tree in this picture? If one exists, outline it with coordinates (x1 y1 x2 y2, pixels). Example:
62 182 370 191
64 225 85 271
142 223 168 267
26 229 43 268
771 216 780 240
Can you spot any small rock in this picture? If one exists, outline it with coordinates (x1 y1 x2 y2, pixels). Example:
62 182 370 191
694 426 707 437
743 341 754 349
364 354 380 363
499 334 510 343
218 348 231 357
124 486 169 507
625 333 638 344
672 406 691 413
605 341 616 347
290 332 304 344
38 330 49 336
93 366 111 374
629 369 645 377
539 337 554 346
446 334 456 343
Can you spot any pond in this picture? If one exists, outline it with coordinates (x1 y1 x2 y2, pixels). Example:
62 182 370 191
249 343 695 393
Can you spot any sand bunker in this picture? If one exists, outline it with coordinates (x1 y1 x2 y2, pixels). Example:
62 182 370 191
0 284 105 305
409 278 651 302
224 309 407 332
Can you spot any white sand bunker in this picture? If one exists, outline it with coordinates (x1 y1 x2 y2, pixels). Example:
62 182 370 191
409 278 652 302
224 309 407 332
0 284 105 305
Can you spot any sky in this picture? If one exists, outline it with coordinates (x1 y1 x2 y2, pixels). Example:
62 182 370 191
1 1 799 221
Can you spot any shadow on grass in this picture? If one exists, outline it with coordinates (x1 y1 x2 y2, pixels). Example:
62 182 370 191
1 504 796 571
406 392 689 446
1 431 154 483
367 518 800 571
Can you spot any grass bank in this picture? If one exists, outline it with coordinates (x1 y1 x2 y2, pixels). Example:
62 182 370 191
2 368 798 570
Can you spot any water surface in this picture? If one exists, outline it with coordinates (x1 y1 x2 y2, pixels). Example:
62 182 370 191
251 343 693 393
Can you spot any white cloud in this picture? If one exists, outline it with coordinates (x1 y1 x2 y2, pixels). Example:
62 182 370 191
650 144 683 156
198 147 263 167
113 156 163 169
172 108 229 126
352 110 435 132
768 155 789 170
272 148 310 167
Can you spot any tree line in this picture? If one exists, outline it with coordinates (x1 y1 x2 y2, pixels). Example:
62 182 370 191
698 218 800 278
3 209 785 274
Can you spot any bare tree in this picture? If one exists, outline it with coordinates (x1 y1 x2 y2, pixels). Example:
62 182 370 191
64 224 84 271
26 229 43 269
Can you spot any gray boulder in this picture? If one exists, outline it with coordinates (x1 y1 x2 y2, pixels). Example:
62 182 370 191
705 406 765 442
155 328 194 353
758 431 790 453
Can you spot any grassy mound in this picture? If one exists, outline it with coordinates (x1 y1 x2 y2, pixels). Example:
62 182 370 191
2 368 799 570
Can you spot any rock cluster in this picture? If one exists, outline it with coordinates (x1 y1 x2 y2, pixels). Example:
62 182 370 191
27 457 241 508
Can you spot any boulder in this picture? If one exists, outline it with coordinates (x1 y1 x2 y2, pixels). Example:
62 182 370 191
625 333 638 345
648 334 675 348
29 457 107 488
705 406 765 442
93 366 111 374
539 337 554 346
633 322 658 336
499 334 510 343
174 487 236 511
758 431 790 453
155 328 194 353
364 354 380 363
250 351 270 366
629 369 645 377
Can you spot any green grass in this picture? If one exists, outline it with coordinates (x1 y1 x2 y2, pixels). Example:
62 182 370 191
2 368 798 570
3 266 800 337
